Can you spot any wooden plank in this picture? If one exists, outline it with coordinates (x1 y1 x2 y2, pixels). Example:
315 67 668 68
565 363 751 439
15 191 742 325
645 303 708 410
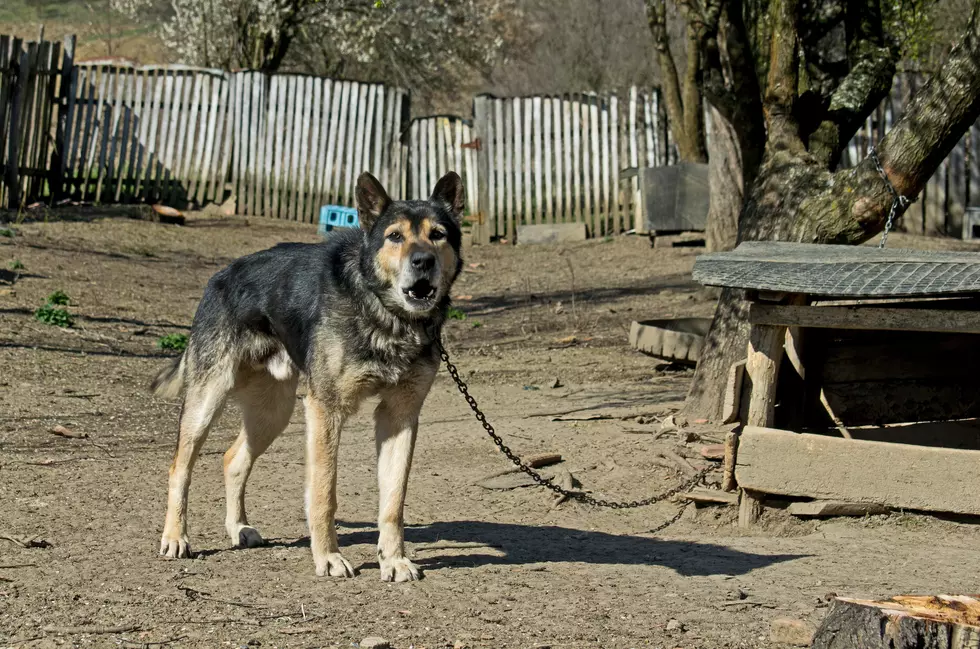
562 96 572 222
114 67 136 201
308 77 324 220
581 98 591 231
409 119 420 200
343 81 360 205
323 80 341 206
510 99 521 229
523 98 532 225
591 95 601 237
473 96 491 244
533 96 542 224
722 360 746 425
436 115 446 177
493 101 504 236
196 73 218 204
543 97 552 223
211 74 233 207
750 303 980 334
135 68 156 201
503 98 514 239
330 80 350 205
184 73 206 204
77 65 105 201
171 71 196 203
274 75 291 218
571 95 580 223
251 72 265 215
419 118 430 195
453 118 462 184
352 82 370 202
161 69 183 202
737 426 980 516
552 97 563 224
484 111 495 235
678 488 738 506
288 75 305 219
372 84 385 179
427 116 437 194
602 95 612 234
813 595 980 649
96 65 123 203
297 76 313 221
609 93 619 233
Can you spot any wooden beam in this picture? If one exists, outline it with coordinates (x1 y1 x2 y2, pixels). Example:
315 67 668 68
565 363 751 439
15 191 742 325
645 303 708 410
750 303 980 334
813 596 980 649
786 500 889 517
737 426 980 516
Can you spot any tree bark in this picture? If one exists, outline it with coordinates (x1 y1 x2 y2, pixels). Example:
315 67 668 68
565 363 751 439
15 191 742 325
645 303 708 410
704 106 743 252
684 0 980 420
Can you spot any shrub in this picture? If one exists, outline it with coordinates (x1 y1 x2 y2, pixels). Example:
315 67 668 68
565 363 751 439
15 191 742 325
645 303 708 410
158 333 189 352
35 303 74 328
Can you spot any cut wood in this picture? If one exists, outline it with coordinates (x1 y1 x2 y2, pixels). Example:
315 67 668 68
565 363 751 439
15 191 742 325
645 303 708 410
787 500 889 518
738 489 763 528
722 431 738 492
737 426 980 516
722 360 745 424
49 425 87 439
677 487 738 506
699 444 725 461
629 318 711 364
44 624 138 635
812 595 980 649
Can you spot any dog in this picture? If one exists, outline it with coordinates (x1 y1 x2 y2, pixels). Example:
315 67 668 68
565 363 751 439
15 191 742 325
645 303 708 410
150 171 464 582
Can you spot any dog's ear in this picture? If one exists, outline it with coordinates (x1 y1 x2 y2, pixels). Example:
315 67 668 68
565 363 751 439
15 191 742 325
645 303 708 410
355 172 391 232
429 171 465 222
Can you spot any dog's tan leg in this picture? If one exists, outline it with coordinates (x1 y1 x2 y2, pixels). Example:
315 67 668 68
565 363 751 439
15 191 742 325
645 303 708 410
304 394 355 577
224 370 298 548
375 369 435 582
161 373 231 558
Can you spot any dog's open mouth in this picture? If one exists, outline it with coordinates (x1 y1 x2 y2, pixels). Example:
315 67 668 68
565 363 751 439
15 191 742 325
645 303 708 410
403 279 436 305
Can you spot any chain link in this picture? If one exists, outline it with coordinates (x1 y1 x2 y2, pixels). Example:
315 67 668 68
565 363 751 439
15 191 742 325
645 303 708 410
870 147 912 249
436 336 712 511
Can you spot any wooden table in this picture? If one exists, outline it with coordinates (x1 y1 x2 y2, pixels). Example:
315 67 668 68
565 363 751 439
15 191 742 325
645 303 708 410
693 242 980 526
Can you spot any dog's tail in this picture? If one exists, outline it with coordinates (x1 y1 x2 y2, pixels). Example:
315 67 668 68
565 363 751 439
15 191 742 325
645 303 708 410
150 353 186 399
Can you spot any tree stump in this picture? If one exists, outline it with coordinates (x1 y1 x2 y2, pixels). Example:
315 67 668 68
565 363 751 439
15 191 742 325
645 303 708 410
812 596 980 649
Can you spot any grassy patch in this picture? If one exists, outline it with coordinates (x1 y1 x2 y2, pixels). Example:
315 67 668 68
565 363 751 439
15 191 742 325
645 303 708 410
447 306 467 320
158 333 188 352
35 303 74 327
8 259 24 270
46 290 70 306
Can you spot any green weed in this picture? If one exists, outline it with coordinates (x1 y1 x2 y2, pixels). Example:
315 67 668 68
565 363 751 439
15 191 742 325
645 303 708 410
158 333 188 352
8 259 24 270
35 303 74 328
47 290 70 306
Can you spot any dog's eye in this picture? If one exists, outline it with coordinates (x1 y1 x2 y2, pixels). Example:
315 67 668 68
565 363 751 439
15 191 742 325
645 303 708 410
386 232 403 243
430 229 446 241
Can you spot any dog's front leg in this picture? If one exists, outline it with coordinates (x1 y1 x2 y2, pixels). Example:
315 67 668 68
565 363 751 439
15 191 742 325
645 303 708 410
304 395 355 578
375 374 433 582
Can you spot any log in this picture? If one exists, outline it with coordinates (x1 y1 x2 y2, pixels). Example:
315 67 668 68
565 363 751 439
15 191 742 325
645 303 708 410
737 426 980 516
812 596 980 649
750 303 980 335
722 431 738 492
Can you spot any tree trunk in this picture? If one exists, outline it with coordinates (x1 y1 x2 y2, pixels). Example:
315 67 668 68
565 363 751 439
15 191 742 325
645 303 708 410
812 596 980 649
704 106 743 252
684 2 980 421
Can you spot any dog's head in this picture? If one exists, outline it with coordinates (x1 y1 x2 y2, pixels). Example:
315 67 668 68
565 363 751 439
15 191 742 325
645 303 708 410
356 171 464 318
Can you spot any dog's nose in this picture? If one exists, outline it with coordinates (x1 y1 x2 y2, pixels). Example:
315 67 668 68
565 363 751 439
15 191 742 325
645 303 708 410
410 252 435 272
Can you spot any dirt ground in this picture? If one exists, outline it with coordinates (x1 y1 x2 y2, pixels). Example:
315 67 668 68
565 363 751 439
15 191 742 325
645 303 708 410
2 212 980 649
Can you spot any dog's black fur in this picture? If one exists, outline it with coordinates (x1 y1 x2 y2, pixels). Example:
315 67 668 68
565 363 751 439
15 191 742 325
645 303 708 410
152 172 466 581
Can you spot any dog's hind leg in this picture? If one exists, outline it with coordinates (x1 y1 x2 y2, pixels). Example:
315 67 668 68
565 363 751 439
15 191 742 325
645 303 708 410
160 365 233 558
374 367 436 582
224 369 298 548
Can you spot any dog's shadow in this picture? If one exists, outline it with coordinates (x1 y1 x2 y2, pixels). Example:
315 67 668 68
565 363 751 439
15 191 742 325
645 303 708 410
243 520 805 577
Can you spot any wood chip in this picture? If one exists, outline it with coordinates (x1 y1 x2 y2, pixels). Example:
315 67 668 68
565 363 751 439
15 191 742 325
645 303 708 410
50 425 87 439
787 500 890 518
677 488 738 506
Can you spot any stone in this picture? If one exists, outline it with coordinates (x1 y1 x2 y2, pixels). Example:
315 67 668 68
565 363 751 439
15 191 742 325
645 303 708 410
769 618 815 646
360 637 391 649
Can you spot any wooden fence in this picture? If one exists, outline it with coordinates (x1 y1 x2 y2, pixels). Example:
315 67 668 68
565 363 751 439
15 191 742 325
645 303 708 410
0 34 72 209
472 89 673 241
405 115 480 216
3 32 980 242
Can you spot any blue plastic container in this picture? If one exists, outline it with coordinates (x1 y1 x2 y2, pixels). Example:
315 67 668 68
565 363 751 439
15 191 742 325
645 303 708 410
318 205 359 235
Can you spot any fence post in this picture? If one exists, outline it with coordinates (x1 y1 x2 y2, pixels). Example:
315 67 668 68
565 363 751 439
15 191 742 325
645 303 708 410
472 95 491 244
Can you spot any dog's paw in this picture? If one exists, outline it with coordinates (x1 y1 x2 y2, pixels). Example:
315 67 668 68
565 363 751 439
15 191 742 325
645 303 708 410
380 557 421 583
228 524 265 549
159 532 192 558
315 552 355 578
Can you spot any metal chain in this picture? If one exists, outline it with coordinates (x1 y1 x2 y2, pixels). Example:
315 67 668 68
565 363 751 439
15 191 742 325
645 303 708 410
870 147 912 249
436 336 712 510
